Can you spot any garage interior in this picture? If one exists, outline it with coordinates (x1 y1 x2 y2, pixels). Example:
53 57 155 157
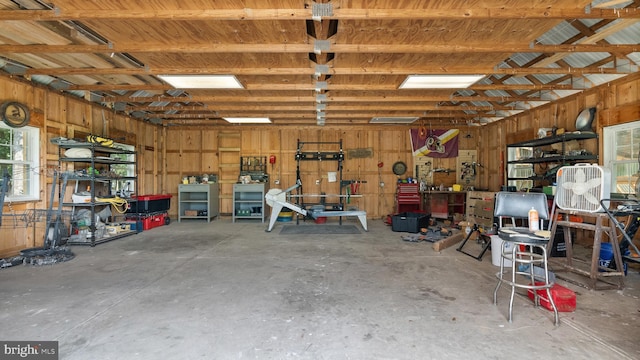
1 1 640 359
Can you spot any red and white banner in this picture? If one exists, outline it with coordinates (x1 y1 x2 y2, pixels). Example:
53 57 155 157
410 129 459 158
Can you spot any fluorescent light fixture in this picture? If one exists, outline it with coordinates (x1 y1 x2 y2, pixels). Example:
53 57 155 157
399 75 485 89
370 117 419 124
222 117 271 124
158 75 243 89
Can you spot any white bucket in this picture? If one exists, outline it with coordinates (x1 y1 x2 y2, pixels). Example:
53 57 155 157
490 235 512 267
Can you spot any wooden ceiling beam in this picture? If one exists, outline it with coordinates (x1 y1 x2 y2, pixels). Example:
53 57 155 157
4 43 639 54
132 104 496 112
150 112 484 120
68 83 573 91
133 104 518 113
243 83 549 91
265 114 489 121
158 119 463 127
1 8 638 21
27 65 633 77
533 19 640 67
104 94 541 103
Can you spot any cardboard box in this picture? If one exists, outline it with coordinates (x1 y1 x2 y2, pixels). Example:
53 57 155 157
184 210 198 216
392 212 430 233
452 213 464 223
123 220 143 232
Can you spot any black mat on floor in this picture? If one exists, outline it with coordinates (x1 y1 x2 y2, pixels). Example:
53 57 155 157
279 224 361 234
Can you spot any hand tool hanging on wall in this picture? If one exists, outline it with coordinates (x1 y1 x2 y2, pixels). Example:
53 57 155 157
350 180 360 195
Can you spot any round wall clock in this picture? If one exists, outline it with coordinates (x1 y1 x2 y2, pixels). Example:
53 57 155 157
1 101 30 128
392 161 407 176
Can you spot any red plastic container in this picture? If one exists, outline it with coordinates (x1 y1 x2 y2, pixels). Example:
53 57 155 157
527 282 576 312
126 194 172 214
314 216 327 224
125 212 168 230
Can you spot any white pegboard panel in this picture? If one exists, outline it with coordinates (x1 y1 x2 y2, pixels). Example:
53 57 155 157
457 150 478 188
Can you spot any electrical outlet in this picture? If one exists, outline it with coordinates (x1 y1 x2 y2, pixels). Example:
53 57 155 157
316 179 321 185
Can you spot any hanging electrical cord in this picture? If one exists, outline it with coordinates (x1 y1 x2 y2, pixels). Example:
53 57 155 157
96 196 129 214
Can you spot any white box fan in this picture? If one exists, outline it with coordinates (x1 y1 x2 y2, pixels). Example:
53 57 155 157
555 164 610 212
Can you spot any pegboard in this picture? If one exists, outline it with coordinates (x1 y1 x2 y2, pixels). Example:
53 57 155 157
456 150 479 188
414 156 433 185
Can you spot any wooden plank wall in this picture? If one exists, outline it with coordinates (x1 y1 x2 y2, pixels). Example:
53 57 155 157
163 125 478 219
0 76 162 257
1 72 638 256
478 72 640 192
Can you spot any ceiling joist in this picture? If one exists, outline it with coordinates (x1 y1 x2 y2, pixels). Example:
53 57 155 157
1 1 638 125
25 65 635 77
0 8 639 21
3 43 639 54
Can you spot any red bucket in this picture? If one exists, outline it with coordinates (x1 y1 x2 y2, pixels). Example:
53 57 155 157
314 217 327 224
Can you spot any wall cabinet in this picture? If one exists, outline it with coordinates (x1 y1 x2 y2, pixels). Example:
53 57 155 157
233 183 267 223
506 132 598 190
57 142 137 246
178 184 219 222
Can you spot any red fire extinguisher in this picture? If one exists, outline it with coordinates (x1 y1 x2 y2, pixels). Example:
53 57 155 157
269 155 276 171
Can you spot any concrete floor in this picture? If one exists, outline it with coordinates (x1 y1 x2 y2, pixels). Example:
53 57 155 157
1 217 639 360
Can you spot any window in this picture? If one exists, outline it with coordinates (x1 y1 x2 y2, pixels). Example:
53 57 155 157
603 120 640 195
506 146 534 190
109 142 135 196
0 123 40 201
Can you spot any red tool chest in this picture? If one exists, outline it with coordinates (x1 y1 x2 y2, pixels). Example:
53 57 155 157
396 183 421 213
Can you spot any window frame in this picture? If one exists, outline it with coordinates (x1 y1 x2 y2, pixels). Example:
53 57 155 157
0 122 40 201
108 142 136 196
603 120 640 195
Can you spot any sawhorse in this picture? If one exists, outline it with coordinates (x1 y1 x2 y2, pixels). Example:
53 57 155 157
457 223 491 261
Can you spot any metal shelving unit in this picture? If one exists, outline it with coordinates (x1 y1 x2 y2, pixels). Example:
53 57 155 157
56 142 137 246
178 183 219 222
232 183 267 223
506 132 598 189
